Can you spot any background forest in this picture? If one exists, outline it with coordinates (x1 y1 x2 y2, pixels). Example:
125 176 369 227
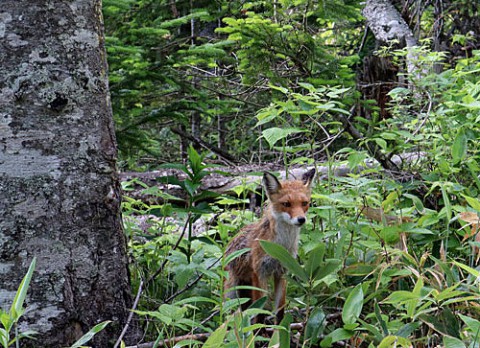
102 0 480 347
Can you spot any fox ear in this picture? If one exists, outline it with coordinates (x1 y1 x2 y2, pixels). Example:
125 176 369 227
302 168 316 188
263 172 281 196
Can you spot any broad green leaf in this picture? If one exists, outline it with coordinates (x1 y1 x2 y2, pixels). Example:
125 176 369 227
261 127 305 148
458 314 480 334
158 303 187 322
342 284 363 325
396 322 420 338
378 335 411 348
11 258 36 320
222 298 250 313
373 137 387 150
69 321 111 348
259 240 308 282
404 193 424 212
462 194 480 212
305 308 325 343
383 290 420 304
443 336 466 348
320 328 352 347
406 278 424 318
305 244 325 277
202 324 227 348
255 107 279 126
313 259 341 282
452 129 467 164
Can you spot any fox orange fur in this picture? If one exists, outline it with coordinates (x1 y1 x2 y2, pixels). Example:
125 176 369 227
225 168 316 323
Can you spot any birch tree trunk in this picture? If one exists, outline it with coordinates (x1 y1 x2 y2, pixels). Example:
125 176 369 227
363 0 421 81
0 1 136 346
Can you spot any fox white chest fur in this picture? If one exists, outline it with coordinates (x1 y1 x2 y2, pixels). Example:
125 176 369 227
271 213 301 256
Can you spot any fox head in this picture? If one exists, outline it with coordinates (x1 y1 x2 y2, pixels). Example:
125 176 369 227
263 168 316 226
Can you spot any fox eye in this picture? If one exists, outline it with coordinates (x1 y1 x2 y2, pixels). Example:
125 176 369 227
302 201 309 207
282 202 291 207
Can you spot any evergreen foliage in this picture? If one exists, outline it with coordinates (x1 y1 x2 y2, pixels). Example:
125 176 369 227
103 0 364 168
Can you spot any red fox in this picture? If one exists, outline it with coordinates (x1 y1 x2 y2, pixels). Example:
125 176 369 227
225 168 316 324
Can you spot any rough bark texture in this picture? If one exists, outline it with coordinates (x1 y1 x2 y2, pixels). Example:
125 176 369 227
363 0 417 46
0 1 136 346
363 0 420 79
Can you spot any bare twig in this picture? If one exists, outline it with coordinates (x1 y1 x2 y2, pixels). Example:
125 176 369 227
113 280 144 348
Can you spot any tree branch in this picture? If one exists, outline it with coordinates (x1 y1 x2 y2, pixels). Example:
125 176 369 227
170 127 236 164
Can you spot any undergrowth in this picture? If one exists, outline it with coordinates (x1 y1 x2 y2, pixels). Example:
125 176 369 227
122 49 480 347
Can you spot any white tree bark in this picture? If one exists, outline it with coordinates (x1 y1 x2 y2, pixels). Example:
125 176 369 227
0 1 137 346
363 0 422 81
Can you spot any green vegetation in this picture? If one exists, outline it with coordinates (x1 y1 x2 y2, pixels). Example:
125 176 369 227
104 0 480 346
0 259 36 348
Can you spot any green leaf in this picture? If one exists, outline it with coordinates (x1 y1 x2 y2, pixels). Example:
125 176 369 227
305 308 325 343
452 260 480 278
313 259 341 282
278 313 292 347
374 301 389 336
342 284 363 326
269 84 289 94
440 184 452 223
0 310 13 334
378 335 411 348
69 321 111 348
320 328 352 347
404 193 424 212
305 245 325 277
224 248 250 266
452 129 467 164
175 296 218 306
443 336 466 348
458 314 480 334
259 241 308 282
462 194 480 211
255 107 279 126
203 324 228 348
406 278 424 318
10 258 36 320
382 290 420 304
261 127 305 148
0 328 9 348
373 137 387 150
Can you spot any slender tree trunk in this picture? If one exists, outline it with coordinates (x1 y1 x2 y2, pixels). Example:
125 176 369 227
0 1 137 346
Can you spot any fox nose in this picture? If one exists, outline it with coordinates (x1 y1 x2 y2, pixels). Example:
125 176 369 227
297 217 306 225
